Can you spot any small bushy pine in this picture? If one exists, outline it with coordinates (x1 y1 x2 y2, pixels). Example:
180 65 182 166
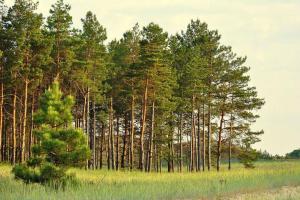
12 81 90 186
238 148 258 169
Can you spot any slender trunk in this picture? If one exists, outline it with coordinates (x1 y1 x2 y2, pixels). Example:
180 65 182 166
217 111 225 171
100 124 104 169
116 117 120 170
207 103 211 171
107 119 111 170
12 88 17 165
109 97 115 170
179 114 183 172
140 78 148 171
130 94 135 170
83 95 87 134
148 101 155 172
55 33 60 80
197 108 201 172
0 75 3 162
21 79 29 163
190 95 195 171
202 104 205 171
228 114 233 170
86 89 90 169
194 111 197 171
86 88 90 140
121 114 128 168
28 93 35 158
92 99 96 170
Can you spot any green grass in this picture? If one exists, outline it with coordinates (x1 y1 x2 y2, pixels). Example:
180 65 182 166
1 161 300 200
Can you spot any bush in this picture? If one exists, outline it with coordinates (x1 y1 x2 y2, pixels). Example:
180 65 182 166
238 148 258 168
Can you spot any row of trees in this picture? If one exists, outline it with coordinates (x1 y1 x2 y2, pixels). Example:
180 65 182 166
0 0 264 172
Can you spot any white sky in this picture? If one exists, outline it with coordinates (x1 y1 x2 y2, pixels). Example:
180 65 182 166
6 0 300 155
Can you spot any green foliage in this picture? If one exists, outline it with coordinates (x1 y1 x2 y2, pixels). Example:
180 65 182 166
238 148 258 168
12 81 90 186
46 0 74 79
34 82 74 127
12 164 40 183
286 149 300 159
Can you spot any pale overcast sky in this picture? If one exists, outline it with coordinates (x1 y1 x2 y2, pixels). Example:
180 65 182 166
6 0 300 155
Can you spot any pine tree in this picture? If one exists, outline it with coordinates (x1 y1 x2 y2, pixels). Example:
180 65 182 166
139 23 177 172
71 11 107 169
12 81 90 185
46 0 73 82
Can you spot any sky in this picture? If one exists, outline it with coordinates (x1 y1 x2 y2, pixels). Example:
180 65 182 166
6 0 300 155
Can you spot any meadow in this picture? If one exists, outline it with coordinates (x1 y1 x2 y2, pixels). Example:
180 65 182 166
1 161 300 200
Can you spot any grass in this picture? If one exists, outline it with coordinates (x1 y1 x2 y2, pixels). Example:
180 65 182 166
1 161 300 200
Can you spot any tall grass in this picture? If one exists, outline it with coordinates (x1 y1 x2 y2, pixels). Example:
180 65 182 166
1 161 300 200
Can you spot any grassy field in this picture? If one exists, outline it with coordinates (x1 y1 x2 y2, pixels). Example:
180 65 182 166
1 161 300 200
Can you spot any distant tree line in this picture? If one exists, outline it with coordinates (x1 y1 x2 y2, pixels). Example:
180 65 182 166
256 149 300 160
0 0 264 172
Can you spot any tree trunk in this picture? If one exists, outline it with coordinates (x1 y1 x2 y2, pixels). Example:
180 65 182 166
109 97 115 170
197 108 201 172
179 114 183 172
228 114 233 170
86 88 90 143
217 110 225 171
83 95 87 135
28 93 35 158
147 101 155 172
130 94 135 170
100 124 105 169
207 103 211 171
140 78 148 171
190 95 195 171
202 104 205 171
121 114 128 168
21 79 29 163
92 99 96 170
0 75 3 162
107 119 111 170
12 88 17 165
116 117 120 170
86 88 90 169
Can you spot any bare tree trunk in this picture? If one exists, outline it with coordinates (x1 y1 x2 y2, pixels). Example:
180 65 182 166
190 95 195 171
83 95 87 134
21 79 29 163
86 88 90 169
28 93 35 158
147 101 155 172
121 114 128 168
109 97 115 170
202 104 205 171
92 99 96 170
179 114 183 172
12 88 17 165
0 75 3 162
228 114 233 170
140 78 148 171
116 117 120 171
154 140 158 172
100 124 105 169
207 103 211 171
197 108 201 172
217 111 225 171
107 118 111 170
130 95 135 170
